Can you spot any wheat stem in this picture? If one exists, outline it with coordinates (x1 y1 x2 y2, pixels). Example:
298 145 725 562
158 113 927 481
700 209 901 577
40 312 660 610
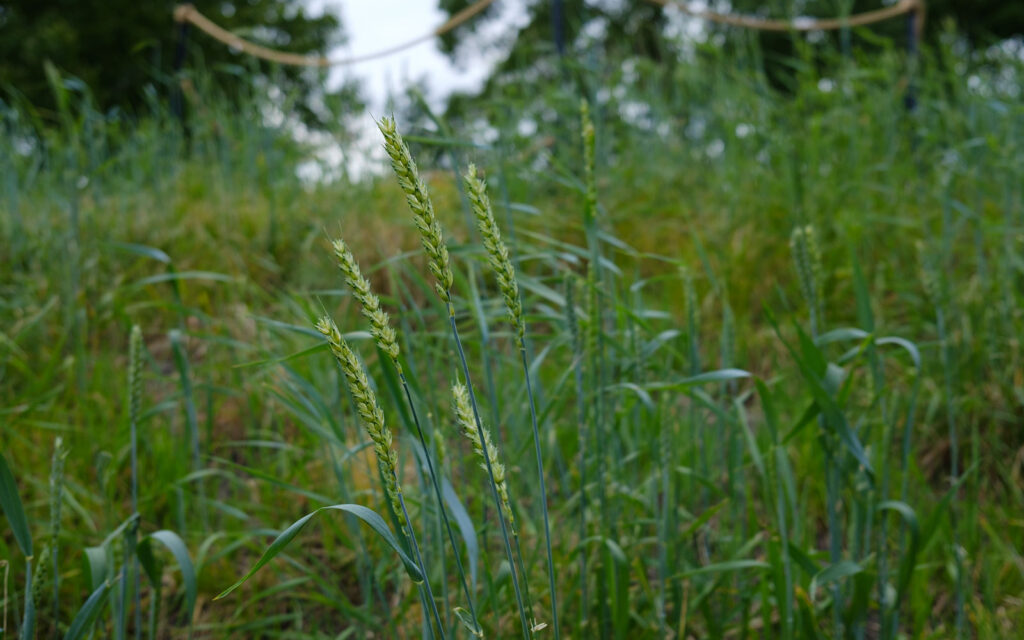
379 115 532 639
332 237 483 637
464 164 559 636
316 316 446 639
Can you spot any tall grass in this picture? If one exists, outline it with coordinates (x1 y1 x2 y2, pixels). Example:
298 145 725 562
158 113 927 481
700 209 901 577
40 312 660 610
1 27 1023 639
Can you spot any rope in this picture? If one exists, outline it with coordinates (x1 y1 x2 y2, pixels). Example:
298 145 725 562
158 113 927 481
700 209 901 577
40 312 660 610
174 0 924 69
646 0 924 38
172 0 496 68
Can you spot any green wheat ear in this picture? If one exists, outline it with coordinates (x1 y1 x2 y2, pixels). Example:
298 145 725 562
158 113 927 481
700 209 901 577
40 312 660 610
332 238 402 371
452 383 515 532
315 315 405 530
790 225 824 329
916 240 941 304
377 116 455 304
463 164 524 348
129 326 143 426
581 99 598 225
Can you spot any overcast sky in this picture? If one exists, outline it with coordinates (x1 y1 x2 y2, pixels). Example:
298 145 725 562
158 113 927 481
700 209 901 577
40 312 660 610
294 1 526 178
304 0 520 112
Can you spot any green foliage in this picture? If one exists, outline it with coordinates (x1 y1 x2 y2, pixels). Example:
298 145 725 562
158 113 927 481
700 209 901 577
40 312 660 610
1 24 1023 639
0 0 361 129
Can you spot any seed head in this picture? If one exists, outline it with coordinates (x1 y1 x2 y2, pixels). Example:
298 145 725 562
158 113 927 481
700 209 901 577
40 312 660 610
452 383 514 531
316 315 405 529
585 262 600 362
581 99 598 225
790 225 824 324
564 275 581 359
129 325 143 425
332 238 402 371
378 116 454 304
916 241 940 304
464 165 524 348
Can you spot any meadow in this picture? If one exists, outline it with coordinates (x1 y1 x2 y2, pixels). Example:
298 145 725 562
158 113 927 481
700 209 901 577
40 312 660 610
1 35 1023 639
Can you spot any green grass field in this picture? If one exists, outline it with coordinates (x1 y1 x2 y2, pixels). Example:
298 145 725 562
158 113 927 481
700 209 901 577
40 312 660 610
1 38 1023 639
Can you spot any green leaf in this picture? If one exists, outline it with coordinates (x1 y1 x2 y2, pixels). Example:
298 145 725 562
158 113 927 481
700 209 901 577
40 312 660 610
877 336 922 369
680 500 727 539
133 271 234 287
63 582 109 640
107 241 172 264
233 342 329 369
454 607 485 638
442 476 479 587
84 546 109 592
815 328 870 346
642 368 751 391
676 559 769 579
786 543 822 578
765 310 873 475
139 530 197 618
810 560 863 600
0 453 32 557
608 382 654 410
851 251 874 334
877 501 920 601
215 504 423 600
581 536 629 565
754 379 781 442
736 400 765 478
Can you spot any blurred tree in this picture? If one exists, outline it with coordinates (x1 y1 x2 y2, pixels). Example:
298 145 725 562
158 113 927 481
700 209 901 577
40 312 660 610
721 0 1024 91
436 0 673 125
0 0 360 128
436 0 1024 114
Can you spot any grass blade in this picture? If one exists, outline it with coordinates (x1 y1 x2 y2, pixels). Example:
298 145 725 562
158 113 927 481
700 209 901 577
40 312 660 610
215 504 424 600
138 531 197 621
63 582 110 640
0 453 32 557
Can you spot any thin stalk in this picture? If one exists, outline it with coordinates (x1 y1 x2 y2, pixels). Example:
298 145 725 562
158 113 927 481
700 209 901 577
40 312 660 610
21 556 34 640
399 373 483 637
937 306 965 637
772 447 794 636
463 162 556 635
395 487 445 640
129 325 143 639
448 306 532 640
331 235 481 635
887 371 921 638
519 344 560 638
824 439 843 635
49 437 66 632
510 521 538 628
317 315 444 639
566 279 588 629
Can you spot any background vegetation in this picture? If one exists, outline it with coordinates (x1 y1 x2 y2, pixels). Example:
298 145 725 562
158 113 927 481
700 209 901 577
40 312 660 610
1 1 1023 638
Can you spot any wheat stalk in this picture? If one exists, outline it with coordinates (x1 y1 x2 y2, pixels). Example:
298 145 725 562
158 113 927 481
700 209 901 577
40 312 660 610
315 314 447 638
463 165 524 346
379 117 532 639
464 164 560 637
331 236 483 637
790 225 824 335
378 116 454 304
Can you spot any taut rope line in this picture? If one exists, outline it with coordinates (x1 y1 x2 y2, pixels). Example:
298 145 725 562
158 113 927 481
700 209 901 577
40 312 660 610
174 0 924 68
172 0 497 67
647 0 924 39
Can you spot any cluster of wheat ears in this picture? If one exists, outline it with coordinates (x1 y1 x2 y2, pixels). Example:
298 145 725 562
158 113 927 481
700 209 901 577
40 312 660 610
215 111 597 639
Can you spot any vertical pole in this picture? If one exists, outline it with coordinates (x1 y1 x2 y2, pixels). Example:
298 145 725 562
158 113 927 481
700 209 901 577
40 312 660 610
904 5 919 113
551 0 566 56
171 8 191 125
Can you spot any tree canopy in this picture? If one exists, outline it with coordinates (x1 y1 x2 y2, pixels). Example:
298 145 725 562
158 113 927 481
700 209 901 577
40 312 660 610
436 0 1024 99
0 0 360 127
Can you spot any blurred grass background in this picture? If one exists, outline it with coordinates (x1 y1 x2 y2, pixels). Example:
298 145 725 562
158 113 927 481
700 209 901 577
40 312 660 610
1 11 1023 638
